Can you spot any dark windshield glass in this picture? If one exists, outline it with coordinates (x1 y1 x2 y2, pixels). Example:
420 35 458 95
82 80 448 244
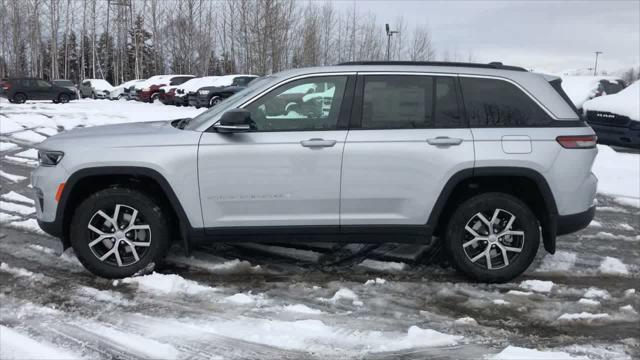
54 80 74 86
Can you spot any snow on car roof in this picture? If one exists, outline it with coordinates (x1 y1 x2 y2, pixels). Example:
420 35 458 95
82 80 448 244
560 75 624 109
87 79 113 90
583 81 639 120
176 76 221 92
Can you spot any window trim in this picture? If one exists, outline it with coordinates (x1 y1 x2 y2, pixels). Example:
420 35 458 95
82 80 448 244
349 73 467 130
458 74 558 121
209 73 356 133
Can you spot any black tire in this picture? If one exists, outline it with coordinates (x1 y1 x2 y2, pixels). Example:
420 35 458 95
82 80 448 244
444 192 540 283
150 93 159 103
209 96 222 108
12 93 27 104
70 187 171 278
58 93 70 103
91 92 96 99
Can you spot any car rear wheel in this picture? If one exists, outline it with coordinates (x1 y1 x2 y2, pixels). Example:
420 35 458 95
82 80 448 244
150 93 159 103
12 93 27 104
70 187 171 278
444 192 540 283
58 93 70 103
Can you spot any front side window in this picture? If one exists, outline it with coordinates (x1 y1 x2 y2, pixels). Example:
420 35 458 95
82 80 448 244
36 80 50 88
360 75 463 129
244 76 347 132
461 77 552 127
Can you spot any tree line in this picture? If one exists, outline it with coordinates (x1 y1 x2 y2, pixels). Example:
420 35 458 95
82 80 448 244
0 0 442 85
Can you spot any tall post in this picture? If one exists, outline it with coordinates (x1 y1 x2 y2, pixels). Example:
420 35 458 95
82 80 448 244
385 23 398 61
593 51 602 76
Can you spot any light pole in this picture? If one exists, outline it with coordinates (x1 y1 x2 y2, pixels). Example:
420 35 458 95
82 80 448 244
593 51 602 76
385 24 399 61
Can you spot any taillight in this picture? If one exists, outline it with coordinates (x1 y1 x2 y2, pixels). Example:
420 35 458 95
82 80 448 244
1 82 9 90
556 135 597 149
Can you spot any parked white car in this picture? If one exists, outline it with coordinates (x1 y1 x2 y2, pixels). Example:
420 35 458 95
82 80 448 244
108 79 144 100
79 79 114 99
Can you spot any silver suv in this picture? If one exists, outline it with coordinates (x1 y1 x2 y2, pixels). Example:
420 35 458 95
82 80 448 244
32 62 598 282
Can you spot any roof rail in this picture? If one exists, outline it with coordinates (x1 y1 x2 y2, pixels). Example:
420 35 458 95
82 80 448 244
336 61 528 72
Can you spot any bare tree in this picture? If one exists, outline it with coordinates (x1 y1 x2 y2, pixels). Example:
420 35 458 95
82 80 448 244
409 25 435 61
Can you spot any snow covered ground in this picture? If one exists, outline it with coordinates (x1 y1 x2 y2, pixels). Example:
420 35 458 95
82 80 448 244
1 98 639 359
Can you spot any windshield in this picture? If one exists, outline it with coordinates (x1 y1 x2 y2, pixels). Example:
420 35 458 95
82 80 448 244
185 75 277 130
54 80 74 86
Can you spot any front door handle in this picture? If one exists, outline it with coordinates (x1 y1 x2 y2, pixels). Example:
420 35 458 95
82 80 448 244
300 138 337 148
427 137 463 146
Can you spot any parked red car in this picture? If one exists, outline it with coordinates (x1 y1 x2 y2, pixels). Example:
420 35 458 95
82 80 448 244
138 75 194 103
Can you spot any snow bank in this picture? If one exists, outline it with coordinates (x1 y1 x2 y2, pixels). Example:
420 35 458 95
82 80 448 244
583 287 611 300
557 312 610 321
186 318 462 353
358 259 407 272
0 170 27 182
282 304 324 314
577 298 600 306
120 272 217 295
322 288 363 306
535 251 577 273
599 257 629 276
0 200 34 215
0 325 81 360
519 280 554 293
83 323 179 359
0 141 18 151
583 81 639 120
1 191 35 205
222 292 265 305
492 345 588 360
593 145 640 201
364 278 387 285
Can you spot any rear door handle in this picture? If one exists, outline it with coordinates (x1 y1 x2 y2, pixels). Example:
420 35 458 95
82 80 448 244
300 138 337 148
427 137 463 146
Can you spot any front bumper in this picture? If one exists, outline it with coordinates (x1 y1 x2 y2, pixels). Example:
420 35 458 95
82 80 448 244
191 94 210 107
589 123 640 149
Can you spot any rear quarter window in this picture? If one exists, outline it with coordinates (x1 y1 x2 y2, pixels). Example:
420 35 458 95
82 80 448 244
460 77 554 127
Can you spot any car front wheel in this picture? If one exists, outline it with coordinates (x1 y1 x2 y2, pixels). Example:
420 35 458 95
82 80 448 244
58 93 70 103
444 192 540 283
12 93 27 104
209 96 222 108
70 188 171 278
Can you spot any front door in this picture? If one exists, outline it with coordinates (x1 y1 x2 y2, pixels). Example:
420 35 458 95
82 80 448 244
33 79 54 100
198 75 353 229
340 74 475 229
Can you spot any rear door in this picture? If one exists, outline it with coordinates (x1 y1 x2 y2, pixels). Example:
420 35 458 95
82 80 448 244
31 80 53 100
340 73 475 229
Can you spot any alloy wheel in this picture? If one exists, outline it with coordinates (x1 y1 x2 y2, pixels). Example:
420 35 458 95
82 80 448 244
87 204 151 267
462 208 525 270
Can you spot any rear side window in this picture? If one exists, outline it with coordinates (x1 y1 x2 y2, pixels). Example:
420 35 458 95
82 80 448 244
360 75 464 129
461 77 553 127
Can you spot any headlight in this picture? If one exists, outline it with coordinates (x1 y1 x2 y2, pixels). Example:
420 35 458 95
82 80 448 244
38 150 64 166
199 90 210 95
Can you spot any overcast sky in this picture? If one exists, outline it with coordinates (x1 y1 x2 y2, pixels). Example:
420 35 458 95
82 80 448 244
334 0 639 74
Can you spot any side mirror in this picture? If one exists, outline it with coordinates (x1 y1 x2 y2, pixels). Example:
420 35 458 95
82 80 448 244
214 109 252 133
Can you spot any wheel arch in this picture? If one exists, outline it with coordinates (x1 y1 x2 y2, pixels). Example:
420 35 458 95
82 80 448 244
57 166 198 253
428 167 558 254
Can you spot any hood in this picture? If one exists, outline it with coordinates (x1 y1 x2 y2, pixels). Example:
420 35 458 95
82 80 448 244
39 121 189 151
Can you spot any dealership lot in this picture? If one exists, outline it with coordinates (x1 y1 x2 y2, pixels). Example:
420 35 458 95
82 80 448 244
1 99 639 359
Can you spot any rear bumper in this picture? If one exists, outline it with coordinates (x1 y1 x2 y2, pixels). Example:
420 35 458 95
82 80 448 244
138 90 153 102
556 205 595 236
590 123 640 149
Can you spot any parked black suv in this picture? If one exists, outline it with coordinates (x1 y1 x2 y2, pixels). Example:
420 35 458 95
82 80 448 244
1 78 77 104
191 75 257 108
